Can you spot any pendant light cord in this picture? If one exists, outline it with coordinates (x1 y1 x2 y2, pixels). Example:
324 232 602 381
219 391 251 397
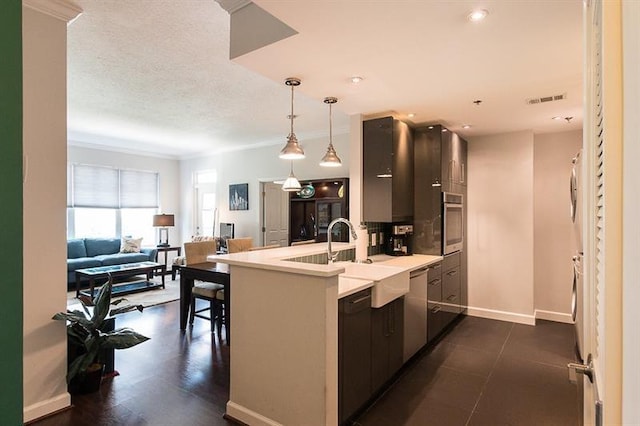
328 101 333 148
290 84 294 136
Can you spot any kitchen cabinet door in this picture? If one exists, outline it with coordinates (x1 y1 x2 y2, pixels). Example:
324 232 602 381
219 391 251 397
339 289 372 424
414 126 443 256
370 297 405 393
427 262 444 343
363 117 414 222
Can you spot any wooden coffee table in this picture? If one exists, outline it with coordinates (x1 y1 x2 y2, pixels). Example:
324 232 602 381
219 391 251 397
75 261 165 298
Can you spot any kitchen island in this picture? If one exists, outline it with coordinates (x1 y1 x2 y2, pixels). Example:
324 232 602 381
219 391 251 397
209 243 441 426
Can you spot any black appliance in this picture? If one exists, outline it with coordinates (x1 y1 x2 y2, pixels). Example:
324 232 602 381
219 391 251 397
385 224 413 256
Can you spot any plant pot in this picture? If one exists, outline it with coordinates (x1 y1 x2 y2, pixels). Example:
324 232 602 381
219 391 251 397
69 363 105 394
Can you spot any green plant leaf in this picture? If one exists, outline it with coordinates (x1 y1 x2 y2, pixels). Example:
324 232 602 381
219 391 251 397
109 304 144 316
91 276 113 327
100 328 150 350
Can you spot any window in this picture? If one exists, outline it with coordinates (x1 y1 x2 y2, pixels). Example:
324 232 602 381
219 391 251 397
67 164 160 242
194 170 217 237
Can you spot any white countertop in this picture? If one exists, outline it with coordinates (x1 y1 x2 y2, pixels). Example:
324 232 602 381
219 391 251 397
210 243 443 299
338 276 375 298
368 253 443 271
209 242 354 277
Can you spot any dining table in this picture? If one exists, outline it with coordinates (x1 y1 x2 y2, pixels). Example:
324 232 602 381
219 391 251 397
178 262 231 343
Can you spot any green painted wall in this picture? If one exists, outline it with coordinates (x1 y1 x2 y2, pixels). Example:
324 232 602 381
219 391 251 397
0 1 23 424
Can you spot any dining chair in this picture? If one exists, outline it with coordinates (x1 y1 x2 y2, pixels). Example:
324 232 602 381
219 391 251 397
227 237 254 253
184 241 224 333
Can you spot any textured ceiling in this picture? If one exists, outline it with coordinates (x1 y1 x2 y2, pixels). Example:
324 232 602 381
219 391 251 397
67 0 343 158
67 0 583 159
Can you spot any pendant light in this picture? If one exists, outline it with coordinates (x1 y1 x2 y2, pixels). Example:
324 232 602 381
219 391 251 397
279 77 305 160
320 97 342 167
282 161 302 192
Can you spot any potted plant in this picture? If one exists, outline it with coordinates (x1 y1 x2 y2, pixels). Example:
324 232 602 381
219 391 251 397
53 273 150 393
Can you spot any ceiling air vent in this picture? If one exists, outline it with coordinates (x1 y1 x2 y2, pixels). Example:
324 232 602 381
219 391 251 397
526 93 567 105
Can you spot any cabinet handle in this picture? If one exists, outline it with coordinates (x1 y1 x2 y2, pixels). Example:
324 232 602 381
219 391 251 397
447 270 458 276
349 295 371 305
432 264 441 270
431 305 442 314
429 278 441 286
461 163 465 184
447 294 458 302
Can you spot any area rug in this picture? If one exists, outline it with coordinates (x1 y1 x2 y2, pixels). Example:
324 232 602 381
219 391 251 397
66 275 180 308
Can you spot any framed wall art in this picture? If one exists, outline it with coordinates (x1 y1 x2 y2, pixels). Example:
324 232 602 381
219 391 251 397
229 183 249 211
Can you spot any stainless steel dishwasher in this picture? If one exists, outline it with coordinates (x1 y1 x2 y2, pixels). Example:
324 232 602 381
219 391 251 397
403 266 430 362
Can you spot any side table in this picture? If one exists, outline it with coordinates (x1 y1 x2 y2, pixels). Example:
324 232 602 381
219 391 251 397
155 246 181 278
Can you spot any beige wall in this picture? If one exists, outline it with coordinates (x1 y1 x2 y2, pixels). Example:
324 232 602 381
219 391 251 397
533 130 582 319
22 6 72 421
179 133 350 245
467 131 535 323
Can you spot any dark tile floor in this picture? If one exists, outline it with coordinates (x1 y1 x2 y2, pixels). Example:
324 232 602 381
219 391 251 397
354 316 582 426
32 303 581 426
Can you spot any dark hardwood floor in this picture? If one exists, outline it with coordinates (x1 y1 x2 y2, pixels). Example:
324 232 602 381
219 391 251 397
32 302 580 426
32 300 234 426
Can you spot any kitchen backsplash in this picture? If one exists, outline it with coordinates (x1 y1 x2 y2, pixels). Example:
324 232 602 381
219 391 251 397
364 222 385 256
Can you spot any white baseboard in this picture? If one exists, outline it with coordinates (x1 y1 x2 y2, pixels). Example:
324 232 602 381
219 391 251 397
23 392 71 423
226 401 283 426
465 306 536 325
534 309 574 324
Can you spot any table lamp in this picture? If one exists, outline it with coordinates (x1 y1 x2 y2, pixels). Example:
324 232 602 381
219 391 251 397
153 214 174 247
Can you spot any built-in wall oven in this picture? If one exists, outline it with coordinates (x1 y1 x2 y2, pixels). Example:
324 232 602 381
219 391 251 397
443 192 463 255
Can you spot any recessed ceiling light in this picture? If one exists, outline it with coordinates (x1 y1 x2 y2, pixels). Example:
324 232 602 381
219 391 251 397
408 113 416 118
462 124 472 129
468 9 488 22
552 116 562 120
350 76 363 84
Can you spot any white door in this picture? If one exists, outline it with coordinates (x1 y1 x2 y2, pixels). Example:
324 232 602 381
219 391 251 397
572 1 624 424
261 182 289 247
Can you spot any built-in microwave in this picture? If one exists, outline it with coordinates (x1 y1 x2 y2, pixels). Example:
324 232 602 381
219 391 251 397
443 192 463 255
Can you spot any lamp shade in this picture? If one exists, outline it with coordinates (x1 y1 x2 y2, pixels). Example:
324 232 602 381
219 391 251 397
153 214 175 227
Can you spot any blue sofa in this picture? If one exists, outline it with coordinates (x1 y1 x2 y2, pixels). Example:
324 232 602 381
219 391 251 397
67 238 158 289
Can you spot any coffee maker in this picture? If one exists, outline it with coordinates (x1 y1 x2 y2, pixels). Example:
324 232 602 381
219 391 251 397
385 224 413 256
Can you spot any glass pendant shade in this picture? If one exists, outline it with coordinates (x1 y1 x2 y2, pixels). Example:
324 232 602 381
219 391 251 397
320 97 342 167
282 162 302 192
279 78 305 160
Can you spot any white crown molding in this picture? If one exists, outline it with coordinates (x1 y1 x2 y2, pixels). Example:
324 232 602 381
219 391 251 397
23 0 82 24
215 0 252 14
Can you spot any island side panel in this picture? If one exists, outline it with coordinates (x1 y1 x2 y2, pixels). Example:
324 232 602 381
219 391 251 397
226 265 339 426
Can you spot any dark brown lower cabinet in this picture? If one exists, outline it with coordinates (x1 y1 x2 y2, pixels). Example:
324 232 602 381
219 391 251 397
338 289 372 425
427 253 462 343
427 262 444 343
371 297 404 393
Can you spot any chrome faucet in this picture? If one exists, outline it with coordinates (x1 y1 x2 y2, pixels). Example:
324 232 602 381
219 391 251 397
327 218 358 263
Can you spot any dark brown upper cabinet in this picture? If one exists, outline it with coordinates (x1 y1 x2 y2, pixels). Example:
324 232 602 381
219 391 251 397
363 117 414 223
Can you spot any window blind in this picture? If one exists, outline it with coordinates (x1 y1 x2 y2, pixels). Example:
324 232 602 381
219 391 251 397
68 164 159 209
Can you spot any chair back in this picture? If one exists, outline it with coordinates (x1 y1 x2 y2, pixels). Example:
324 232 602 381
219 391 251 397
184 241 217 265
227 237 254 253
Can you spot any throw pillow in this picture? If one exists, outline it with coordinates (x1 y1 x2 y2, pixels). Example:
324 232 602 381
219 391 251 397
120 237 143 253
